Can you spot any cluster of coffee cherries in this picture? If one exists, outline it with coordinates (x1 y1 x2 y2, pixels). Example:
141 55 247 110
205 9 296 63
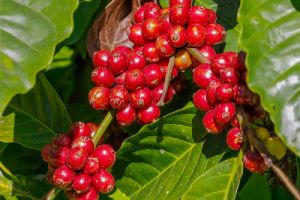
41 122 116 200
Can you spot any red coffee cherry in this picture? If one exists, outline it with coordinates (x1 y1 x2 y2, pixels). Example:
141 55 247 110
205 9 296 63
207 8 217 23
193 89 213 112
41 144 53 163
134 6 147 23
189 6 210 26
213 102 236 125
116 103 137 126
144 4 161 19
92 169 115 194
112 46 132 56
124 69 145 91
230 116 239 127
206 23 226 45
198 45 216 62
226 127 243 150
202 110 223 134
86 122 98 138
138 102 161 124
88 86 111 110
91 67 115 88
72 173 92 194
128 51 147 70
67 147 89 170
71 136 95 156
108 51 128 74
83 157 100 175
143 64 164 87
243 150 268 173
115 72 127 85
130 87 152 109
211 53 232 74
70 122 92 138
151 83 175 104
52 134 72 148
92 144 116 169
142 18 162 40
186 24 206 47
143 42 161 63
167 25 186 47
74 186 99 200
169 3 189 26
160 63 179 80
223 51 238 70
155 35 175 57
92 50 110 68
233 84 258 106
52 165 75 189
160 8 171 33
49 146 70 167
170 0 191 6
193 64 218 89
109 85 129 109
128 23 148 46
215 83 234 102
220 67 239 85
206 79 221 105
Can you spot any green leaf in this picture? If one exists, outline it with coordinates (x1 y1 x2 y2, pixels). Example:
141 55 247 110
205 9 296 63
102 188 130 200
0 0 78 117
238 0 300 155
0 142 7 154
182 152 243 200
0 74 72 150
114 104 231 199
47 47 74 71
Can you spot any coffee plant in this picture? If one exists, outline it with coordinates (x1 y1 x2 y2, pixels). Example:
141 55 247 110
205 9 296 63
0 0 299 199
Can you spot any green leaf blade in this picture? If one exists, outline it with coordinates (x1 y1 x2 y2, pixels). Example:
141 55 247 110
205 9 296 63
238 0 300 155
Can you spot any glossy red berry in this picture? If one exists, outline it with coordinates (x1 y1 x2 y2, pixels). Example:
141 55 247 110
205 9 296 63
86 122 98 138
92 144 116 169
52 165 75 189
107 52 128 74
206 23 226 45
189 6 210 26
220 67 239 85
92 50 110 68
130 87 152 109
88 87 111 110
49 146 70 167
70 122 92 138
160 8 171 33
52 134 72 148
206 79 221 105
193 89 213 112
193 64 218 88
116 103 137 126
128 23 148 46
151 83 175 104
167 25 186 47
115 72 127 85
143 64 164 87
198 45 216 62
223 51 238 70
124 69 145 91
109 85 129 109
142 18 162 40
41 144 53 163
213 102 236 125
226 127 243 150
138 102 161 124
169 3 189 26
155 35 175 57
92 169 115 194
211 54 232 74
83 157 100 175
128 51 147 70
91 67 115 88
170 0 191 6
67 147 88 170
243 150 268 173
207 9 217 23
75 186 99 200
216 84 234 102
186 24 206 47
134 6 147 23
160 64 178 80
72 173 91 194
71 136 94 156
112 46 132 56
230 116 239 127
202 110 223 134
144 5 161 19
143 42 161 63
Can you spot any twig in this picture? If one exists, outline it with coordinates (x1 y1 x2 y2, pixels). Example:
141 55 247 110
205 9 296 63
92 111 114 146
157 56 175 107
41 187 60 200
186 47 211 64
237 107 300 200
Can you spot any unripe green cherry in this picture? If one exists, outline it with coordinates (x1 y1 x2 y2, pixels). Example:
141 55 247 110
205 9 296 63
254 127 270 141
265 137 287 160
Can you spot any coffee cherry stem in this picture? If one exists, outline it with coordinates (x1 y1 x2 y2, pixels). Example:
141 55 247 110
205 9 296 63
41 187 60 200
237 107 300 199
186 47 211 64
157 56 175 107
92 111 115 146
